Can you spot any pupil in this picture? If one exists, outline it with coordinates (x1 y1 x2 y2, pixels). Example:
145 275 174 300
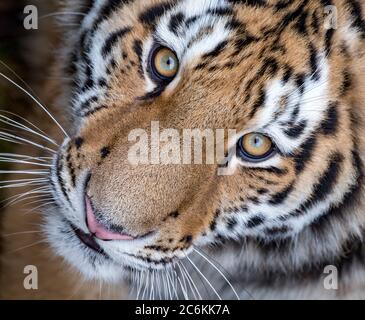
164 56 174 70
252 136 262 148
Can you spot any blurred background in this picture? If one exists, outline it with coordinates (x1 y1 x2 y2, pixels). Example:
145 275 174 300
0 0 56 200
0 1 87 299
0 1 30 275
0 1 29 201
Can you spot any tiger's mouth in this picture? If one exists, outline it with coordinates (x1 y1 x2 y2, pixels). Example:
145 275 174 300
70 222 106 255
50 160 173 272
67 195 157 256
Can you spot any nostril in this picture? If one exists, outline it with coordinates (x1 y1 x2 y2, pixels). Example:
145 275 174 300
85 197 135 241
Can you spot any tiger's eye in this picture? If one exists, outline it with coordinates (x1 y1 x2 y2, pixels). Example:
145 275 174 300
238 133 274 160
153 47 179 79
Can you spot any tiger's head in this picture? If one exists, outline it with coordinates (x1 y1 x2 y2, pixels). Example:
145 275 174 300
46 0 365 284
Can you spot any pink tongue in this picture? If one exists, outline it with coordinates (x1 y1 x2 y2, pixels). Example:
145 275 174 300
86 197 134 241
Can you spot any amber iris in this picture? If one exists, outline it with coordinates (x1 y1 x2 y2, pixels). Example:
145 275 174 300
152 47 179 80
238 133 275 161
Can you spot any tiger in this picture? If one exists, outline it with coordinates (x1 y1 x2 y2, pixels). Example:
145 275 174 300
2 0 365 300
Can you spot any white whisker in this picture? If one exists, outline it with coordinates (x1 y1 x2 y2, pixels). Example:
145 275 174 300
21 195 54 206
193 248 240 300
39 12 86 20
4 192 52 208
28 201 56 211
0 72 69 137
7 239 46 254
142 271 149 300
150 271 154 301
0 131 56 153
163 270 168 300
3 230 41 237
0 181 47 190
1 186 51 207
157 271 162 300
0 157 52 167
0 114 58 146
186 255 222 300
176 263 189 300
0 136 21 144
166 268 178 299
0 178 47 184
0 110 52 139
0 153 52 163
179 261 201 300
0 170 48 175
165 269 173 300
136 271 144 300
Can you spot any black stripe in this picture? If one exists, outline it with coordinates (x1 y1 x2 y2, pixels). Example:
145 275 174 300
81 105 108 118
296 10 308 35
80 96 98 111
203 41 228 59
280 0 307 30
137 86 165 101
290 153 344 217
269 184 294 205
246 215 265 228
282 65 293 83
265 225 290 236
101 27 131 57
210 209 221 231
309 151 362 238
294 135 317 173
133 40 144 76
284 120 307 138
311 9 320 34
91 0 132 32
295 73 306 95
80 0 132 91
139 2 175 26
341 70 352 96
274 0 292 11
249 166 288 176
309 43 320 81
325 28 334 56
169 12 185 35
233 35 258 52
227 218 238 230
56 154 72 205
207 7 234 16
249 86 266 119
346 0 365 38
226 0 267 7
320 102 338 135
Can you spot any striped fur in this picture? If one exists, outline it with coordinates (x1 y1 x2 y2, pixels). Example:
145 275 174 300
41 0 365 298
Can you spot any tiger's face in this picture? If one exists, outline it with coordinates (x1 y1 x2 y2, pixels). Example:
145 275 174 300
46 0 362 281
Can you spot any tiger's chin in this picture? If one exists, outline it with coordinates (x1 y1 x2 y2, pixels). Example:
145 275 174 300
43 211 126 282
42 205 189 283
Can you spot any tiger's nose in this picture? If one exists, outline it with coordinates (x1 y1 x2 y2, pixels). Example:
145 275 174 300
85 197 135 241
